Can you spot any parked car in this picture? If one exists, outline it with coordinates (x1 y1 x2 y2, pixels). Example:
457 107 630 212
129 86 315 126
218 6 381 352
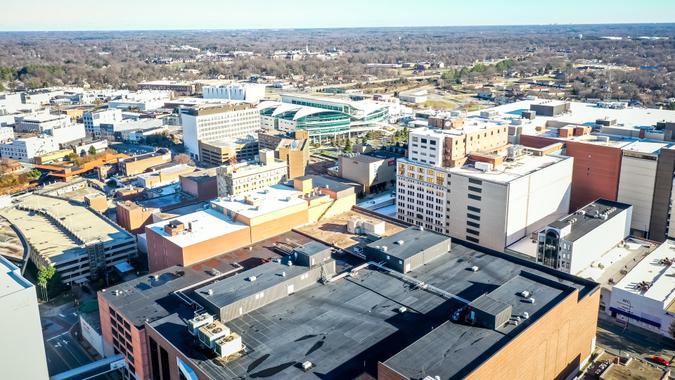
650 356 670 366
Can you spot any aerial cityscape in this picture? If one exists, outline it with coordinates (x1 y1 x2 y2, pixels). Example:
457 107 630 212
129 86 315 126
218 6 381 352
1 1 675 379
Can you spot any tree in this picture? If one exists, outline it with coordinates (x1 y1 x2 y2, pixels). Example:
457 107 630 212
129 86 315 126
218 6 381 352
173 153 194 165
37 265 56 302
343 138 352 153
88 145 97 155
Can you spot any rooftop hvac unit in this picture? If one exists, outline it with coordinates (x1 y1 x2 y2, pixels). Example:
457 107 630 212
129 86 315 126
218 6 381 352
213 333 243 358
198 321 231 348
187 313 214 336
475 162 493 172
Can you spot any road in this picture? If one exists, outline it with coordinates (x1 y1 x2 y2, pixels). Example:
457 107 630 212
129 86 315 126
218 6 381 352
40 302 98 376
596 313 675 369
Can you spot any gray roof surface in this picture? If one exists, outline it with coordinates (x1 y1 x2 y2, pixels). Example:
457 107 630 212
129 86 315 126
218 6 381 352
366 226 452 260
549 198 632 242
149 242 596 380
294 241 331 257
193 260 310 310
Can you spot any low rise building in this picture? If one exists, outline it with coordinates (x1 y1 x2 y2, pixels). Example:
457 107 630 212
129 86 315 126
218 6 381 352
202 82 266 103
46 122 86 145
135 164 196 189
339 150 399 194
198 137 258 167
179 168 218 201
535 199 632 274
83 108 123 138
99 118 164 142
138 80 196 95
116 201 159 234
108 90 173 111
119 149 172 176
15 111 71 133
609 239 675 338
0 126 14 143
0 136 59 162
216 149 287 196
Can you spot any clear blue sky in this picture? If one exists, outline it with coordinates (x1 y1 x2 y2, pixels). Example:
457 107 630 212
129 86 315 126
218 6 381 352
3 0 674 31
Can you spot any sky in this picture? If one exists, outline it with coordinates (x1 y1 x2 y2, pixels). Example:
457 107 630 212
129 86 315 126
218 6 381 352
2 0 674 31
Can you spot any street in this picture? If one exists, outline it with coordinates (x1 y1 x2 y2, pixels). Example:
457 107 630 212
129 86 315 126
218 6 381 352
40 302 97 376
597 313 675 369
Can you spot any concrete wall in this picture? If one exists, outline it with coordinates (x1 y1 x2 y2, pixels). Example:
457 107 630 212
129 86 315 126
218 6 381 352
565 141 622 211
617 156 657 235
650 148 675 241
1 274 49 380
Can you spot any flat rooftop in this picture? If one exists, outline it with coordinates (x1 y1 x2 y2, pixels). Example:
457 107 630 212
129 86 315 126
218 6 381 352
194 259 310 310
211 184 305 220
614 239 675 305
366 226 451 260
484 99 675 130
295 209 406 250
101 231 311 327
0 195 130 264
550 199 632 242
0 256 32 298
149 241 596 380
146 209 248 248
575 238 656 285
422 152 570 184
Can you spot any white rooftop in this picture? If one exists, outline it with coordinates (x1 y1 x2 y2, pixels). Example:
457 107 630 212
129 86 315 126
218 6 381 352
211 184 305 219
614 239 675 306
621 141 670 155
447 154 570 183
147 209 248 248
484 99 675 131
0 256 32 298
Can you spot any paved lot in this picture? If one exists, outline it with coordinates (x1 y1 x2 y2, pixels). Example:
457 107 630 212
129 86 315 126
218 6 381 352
45 329 93 376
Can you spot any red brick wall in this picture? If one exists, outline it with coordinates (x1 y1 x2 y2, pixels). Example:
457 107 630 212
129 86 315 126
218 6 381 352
565 141 621 211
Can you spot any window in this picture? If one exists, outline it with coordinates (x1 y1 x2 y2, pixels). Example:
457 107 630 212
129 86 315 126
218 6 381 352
466 236 480 243
467 221 480 228
468 186 482 193
469 178 482 185
467 213 480 221
467 206 480 213
466 228 479 236
468 194 482 201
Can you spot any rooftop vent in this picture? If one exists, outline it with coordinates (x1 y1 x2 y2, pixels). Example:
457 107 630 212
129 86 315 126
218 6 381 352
247 276 257 282
396 240 405 245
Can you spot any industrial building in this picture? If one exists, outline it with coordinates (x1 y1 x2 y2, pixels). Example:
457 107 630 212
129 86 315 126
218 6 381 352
179 168 218 201
180 102 260 160
0 194 137 284
101 226 599 380
0 256 49 380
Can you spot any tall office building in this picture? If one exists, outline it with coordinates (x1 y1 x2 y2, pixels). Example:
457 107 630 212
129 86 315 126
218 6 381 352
397 125 572 252
0 256 49 380
180 103 260 160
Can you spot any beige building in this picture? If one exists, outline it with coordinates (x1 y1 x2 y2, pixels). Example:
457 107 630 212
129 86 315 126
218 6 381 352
119 149 172 176
338 152 398 194
198 137 258 167
216 149 288 196
258 130 310 179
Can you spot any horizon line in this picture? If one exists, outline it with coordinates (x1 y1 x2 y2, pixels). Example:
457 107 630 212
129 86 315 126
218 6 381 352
0 21 674 33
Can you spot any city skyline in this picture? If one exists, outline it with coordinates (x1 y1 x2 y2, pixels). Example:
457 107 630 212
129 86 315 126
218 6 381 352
2 0 675 31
